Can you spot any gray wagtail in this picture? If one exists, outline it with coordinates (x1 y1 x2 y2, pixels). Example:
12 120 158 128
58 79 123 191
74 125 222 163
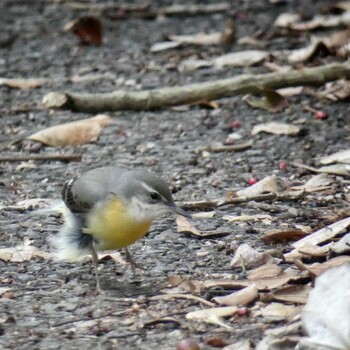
51 166 190 290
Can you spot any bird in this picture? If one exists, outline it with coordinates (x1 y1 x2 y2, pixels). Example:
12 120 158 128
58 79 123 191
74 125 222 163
50 166 190 290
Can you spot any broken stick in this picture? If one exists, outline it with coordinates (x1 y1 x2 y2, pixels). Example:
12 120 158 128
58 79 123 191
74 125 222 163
42 63 350 113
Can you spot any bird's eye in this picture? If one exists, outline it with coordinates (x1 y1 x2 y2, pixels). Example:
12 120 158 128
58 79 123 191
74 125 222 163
149 191 161 201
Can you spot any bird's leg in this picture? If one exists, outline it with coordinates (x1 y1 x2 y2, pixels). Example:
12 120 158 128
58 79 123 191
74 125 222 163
124 247 142 275
91 241 102 292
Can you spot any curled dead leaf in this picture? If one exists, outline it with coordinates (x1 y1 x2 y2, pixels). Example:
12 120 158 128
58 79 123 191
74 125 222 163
252 122 301 136
213 284 258 306
236 176 280 197
27 114 113 147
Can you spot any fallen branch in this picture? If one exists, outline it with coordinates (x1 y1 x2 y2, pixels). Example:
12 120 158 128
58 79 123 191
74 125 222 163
0 154 82 162
149 293 215 307
66 2 229 17
195 141 252 153
42 63 350 113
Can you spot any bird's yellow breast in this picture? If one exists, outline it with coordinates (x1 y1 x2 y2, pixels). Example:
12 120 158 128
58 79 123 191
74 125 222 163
87 199 153 250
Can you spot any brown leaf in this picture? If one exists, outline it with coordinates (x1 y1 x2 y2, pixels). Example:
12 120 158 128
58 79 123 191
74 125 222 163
0 78 46 89
27 114 113 147
206 337 230 348
176 215 201 236
64 16 103 45
262 229 309 244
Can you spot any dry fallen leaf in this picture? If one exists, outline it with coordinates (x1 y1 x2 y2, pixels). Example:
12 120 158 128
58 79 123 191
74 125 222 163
98 251 127 265
27 114 113 147
298 244 329 258
274 13 301 28
176 215 201 236
288 39 331 63
230 243 281 269
213 50 269 68
0 78 46 89
213 284 258 306
292 216 350 250
247 263 282 280
301 263 350 349
257 321 302 350
0 245 51 262
290 173 335 193
319 79 350 102
261 285 312 304
222 339 251 350
261 228 309 244
150 41 182 52
186 306 238 329
291 12 350 31
320 149 350 165
297 256 350 276
168 32 222 45
330 233 350 254
254 302 302 322
223 214 273 224
251 122 301 136
64 16 103 45
236 175 280 197
167 275 202 293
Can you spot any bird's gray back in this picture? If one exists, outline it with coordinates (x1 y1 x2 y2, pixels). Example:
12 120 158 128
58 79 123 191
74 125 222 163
62 167 129 213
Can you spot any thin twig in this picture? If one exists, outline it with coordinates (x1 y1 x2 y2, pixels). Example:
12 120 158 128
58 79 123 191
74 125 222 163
0 154 82 162
180 192 303 210
149 293 215 307
195 142 253 153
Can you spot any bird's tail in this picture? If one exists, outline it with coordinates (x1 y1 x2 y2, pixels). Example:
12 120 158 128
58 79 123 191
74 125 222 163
49 209 93 261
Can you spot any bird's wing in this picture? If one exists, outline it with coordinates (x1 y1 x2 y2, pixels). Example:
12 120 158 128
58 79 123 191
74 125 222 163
62 167 126 213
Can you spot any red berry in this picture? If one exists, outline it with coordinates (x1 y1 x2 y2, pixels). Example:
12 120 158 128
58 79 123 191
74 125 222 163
315 111 328 120
247 177 258 185
231 121 241 129
237 307 248 316
279 162 287 170
177 339 200 350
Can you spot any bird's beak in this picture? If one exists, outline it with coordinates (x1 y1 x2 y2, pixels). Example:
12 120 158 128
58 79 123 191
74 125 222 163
172 205 192 219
